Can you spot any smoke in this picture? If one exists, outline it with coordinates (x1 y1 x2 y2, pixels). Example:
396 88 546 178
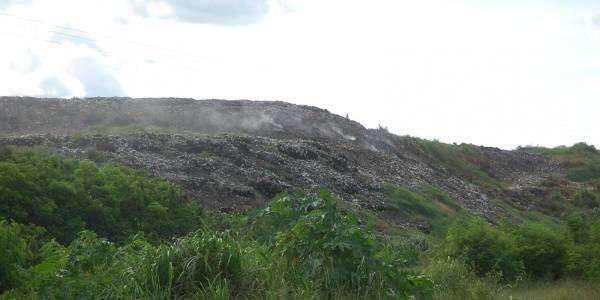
331 125 356 141
0 98 369 145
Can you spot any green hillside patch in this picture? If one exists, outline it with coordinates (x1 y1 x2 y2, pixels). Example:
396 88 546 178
383 184 467 236
521 143 600 182
409 139 503 192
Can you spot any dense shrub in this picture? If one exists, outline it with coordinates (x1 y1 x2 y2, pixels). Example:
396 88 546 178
541 192 569 216
444 219 524 282
1 190 433 299
0 219 31 293
573 190 600 209
565 210 600 280
444 214 600 284
571 142 598 153
2 230 114 299
273 192 377 288
510 223 567 279
251 191 432 297
568 164 600 182
0 147 200 243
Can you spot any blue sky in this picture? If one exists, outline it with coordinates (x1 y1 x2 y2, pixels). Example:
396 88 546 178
0 0 599 149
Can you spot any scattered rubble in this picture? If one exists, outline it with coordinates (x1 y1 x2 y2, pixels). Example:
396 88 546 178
0 97 565 222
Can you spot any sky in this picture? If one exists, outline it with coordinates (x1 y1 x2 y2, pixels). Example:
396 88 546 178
0 0 599 149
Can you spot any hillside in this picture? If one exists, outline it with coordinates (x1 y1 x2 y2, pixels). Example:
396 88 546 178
2 97 600 299
0 97 564 223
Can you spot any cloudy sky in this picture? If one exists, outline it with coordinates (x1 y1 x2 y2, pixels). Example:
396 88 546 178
0 0 599 149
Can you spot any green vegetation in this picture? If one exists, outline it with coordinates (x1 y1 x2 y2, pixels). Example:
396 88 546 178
0 148 432 299
520 142 600 183
1 146 600 299
382 185 466 236
0 147 200 243
409 139 503 192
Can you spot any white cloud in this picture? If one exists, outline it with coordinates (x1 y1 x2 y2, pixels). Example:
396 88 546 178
0 0 599 149
39 76 70 97
0 0 30 9
70 56 124 97
593 14 600 26
131 0 270 25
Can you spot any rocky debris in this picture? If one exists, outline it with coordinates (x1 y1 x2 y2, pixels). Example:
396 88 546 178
478 146 563 186
0 133 498 217
0 97 566 222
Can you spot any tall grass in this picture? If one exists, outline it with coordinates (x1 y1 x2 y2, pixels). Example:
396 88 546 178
500 280 600 300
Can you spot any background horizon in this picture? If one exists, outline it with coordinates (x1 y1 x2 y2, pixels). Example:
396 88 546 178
1 0 599 149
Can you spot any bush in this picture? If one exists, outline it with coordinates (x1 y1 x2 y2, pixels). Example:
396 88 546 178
0 148 201 243
566 213 589 244
573 190 600 209
566 244 600 280
565 210 600 280
251 191 432 298
4 230 114 299
444 219 524 282
0 219 31 293
511 223 567 279
567 163 600 182
571 142 598 153
272 191 378 289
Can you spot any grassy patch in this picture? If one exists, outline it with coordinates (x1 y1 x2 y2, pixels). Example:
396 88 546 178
409 139 503 192
520 143 600 182
500 280 600 300
382 184 469 236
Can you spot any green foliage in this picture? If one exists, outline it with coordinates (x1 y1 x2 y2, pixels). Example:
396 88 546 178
383 184 465 236
250 191 432 298
5 143 600 298
540 191 569 216
1 190 433 299
521 143 600 182
571 142 598 153
566 213 589 244
385 185 441 218
510 223 567 280
410 139 501 191
0 219 31 293
104 230 242 299
444 219 524 282
0 147 200 243
573 190 600 209
272 191 377 289
426 258 499 300
444 213 600 285
564 210 600 280
503 279 600 300
568 163 600 182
